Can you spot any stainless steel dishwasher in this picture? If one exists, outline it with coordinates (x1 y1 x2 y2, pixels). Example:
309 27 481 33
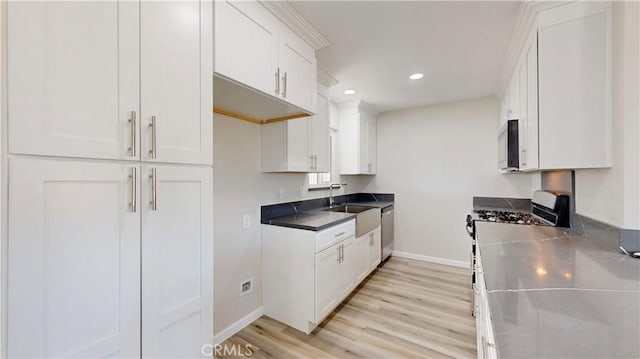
381 205 394 261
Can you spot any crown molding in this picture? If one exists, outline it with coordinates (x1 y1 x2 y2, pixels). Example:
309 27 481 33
259 1 330 50
495 1 571 95
317 68 338 88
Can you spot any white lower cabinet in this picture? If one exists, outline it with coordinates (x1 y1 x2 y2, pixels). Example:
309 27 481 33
264 219 381 334
7 158 213 358
355 226 382 282
475 250 497 359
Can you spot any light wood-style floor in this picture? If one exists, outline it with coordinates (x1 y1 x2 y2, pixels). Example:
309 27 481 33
219 257 476 359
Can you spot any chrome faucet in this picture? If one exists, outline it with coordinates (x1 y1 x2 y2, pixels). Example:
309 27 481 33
328 182 347 206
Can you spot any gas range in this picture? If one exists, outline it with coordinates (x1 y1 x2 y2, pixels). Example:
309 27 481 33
465 190 571 318
474 209 549 226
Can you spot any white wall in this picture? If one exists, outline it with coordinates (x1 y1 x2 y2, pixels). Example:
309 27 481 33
364 97 535 263
212 113 372 336
574 1 640 229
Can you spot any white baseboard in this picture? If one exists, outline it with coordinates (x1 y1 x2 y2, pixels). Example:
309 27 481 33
392 251 468 268
214 306 263 345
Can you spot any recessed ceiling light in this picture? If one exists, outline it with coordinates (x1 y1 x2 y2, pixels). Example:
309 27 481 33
409 73 424 80
343 89 357 95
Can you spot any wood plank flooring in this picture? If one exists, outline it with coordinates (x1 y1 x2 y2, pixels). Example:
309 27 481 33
218 257 476 359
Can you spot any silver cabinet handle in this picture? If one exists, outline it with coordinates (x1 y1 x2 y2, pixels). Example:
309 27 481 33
337 245 341 263
130 167 137 213
150 168 157 211
282 72 287 98
369 232 374 246
340 244 344 262
334 231 345 237
275 68 280 95
149 116 157 159
129 111 137 157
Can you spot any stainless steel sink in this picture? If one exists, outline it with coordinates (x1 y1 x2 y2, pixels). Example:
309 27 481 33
324 205 381 237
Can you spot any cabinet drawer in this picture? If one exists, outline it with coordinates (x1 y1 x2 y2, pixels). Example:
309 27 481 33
315 219 355 253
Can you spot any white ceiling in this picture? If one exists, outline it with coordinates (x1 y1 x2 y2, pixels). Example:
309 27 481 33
290 1 523 113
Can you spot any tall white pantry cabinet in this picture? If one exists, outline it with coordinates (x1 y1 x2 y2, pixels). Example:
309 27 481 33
3 1 214 358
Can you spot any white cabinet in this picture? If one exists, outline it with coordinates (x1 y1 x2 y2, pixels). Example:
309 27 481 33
339 100 377 175
336 237 356 299
8 158 141 358
265 219 386 334
7 158 215 358
367 227 382 271
516 29 539 171
310 86 331 173
141 165 214 358
499 1 611 171
214 0 279 97
475 249 497 359
5 2 214 355
277 27 317 112
261 84 329 173
355 226 381 282
7 1 139 161
140 1 213 165
538 2 612 169
7 0 213 165
213 0 317 119
315 243 340 322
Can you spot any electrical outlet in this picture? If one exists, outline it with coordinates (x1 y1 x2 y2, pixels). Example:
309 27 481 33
240 279 253 296
242 214 250 229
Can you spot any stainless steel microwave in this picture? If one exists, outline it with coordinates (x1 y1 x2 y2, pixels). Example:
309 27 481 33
498 119 519 171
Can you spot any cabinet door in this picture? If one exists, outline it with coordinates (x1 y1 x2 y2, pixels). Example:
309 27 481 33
508 71 520 121
337 237 356 300
538 2 612 169
8 158 141 358
367 117 377 174
520 31 539 170
141 1 213 165
214 0 279 96
310 89 330 173
358 112 369 173
7 1 139 160
279 27 317 113
315 244 339 322
354 235 370 283
368 227 382 271
286 117 312 171
142 165 214 358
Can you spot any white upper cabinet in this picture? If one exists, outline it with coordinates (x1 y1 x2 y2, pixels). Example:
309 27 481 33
213 0 317 121
262 84 329 173
339 100 377 175
518 29 539 171
309 85 331 173
7 1 139 160
141 1 213 165
538 2 612 169
499 1 611 171
7 0 212 165
278 27 318 112
214 0 279 96
8 158 141 358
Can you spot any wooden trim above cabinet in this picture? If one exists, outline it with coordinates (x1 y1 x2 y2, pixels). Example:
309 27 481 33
213 107 309 125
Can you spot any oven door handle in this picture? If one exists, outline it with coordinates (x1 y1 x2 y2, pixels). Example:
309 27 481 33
465 215 475 237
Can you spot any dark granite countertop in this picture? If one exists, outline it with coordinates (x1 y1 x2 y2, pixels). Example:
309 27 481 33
476 221 640 358
261 193 394 231
262 210 356 231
